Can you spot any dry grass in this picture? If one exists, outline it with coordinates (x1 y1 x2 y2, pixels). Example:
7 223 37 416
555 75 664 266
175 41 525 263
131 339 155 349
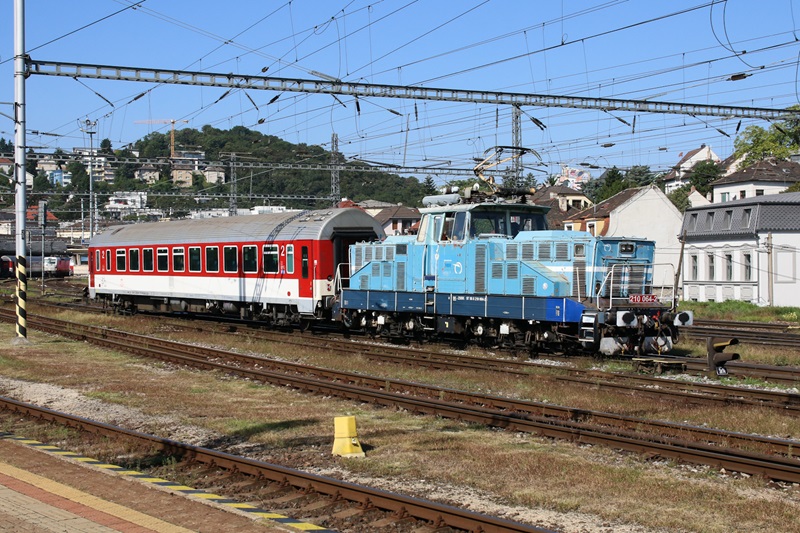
3 316 800 532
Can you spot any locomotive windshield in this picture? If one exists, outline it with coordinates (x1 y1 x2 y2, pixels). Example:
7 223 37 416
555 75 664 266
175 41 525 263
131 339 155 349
470 210 547 238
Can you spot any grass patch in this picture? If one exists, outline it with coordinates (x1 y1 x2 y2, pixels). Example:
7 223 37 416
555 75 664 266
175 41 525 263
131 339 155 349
680 300 800 324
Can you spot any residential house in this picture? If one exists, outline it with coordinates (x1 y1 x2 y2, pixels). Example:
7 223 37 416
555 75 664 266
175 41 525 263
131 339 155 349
528 185 592 230
171 164 196 188
661 144 720 194
135 164 160 184
203 165 226 185
710 158 800 203
373 205 421 236
563 185 684 289
0 157 13 183
679 192 800 306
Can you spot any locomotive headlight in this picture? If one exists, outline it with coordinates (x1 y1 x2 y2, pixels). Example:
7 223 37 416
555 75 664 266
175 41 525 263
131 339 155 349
616 311 638 327
674 311 694 326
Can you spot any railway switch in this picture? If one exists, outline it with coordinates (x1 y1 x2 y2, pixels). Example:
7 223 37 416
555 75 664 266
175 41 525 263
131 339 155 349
332 416 366 458
707 337 740 377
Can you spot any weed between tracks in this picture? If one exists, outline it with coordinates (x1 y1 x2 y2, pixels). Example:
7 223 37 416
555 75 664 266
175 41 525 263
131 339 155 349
1 307 800 532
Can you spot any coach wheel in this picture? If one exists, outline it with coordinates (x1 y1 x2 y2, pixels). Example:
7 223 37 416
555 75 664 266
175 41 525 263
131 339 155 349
299 318 312 332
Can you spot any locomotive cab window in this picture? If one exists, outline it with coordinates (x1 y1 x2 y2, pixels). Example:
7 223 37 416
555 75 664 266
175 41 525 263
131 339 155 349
143 248 154 272
223 246 238 273
129 249 140 271
188 247 201 272
263 244 279 274
173 248 185 272
116 250 126 272
619 242 636 255
451 212 467 241
206 246 219 273
243 245 258 273
157 248 169 272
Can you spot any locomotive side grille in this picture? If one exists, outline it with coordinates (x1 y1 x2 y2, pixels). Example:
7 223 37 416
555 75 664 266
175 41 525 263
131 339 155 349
522 243 534 261
491 262 503 279
522 276 536 295
365 247 373 263
360 276 368 290
555 242 569 260
609 264 650 297
353 246 363 271
572 260 586 297
507 262 519 279
375 246 384 261
506 243 518 260
386 247 395 261
475 245 487 293
382 263 391 278
371 263 380 277
397 262 406 290
538 243 551 260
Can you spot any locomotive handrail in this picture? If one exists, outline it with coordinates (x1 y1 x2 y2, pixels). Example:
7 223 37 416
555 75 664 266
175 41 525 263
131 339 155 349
334 263 350 293
599 262 677 310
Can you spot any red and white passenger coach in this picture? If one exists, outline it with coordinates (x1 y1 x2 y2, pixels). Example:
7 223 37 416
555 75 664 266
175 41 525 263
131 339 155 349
89 208 384 324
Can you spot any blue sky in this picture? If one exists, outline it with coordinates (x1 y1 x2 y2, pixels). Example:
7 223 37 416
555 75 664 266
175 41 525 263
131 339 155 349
3 0 800 186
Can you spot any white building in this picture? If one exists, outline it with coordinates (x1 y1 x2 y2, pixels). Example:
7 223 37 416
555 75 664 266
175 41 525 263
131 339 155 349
710 158 800 203
680 192 800 306
661 144 720 194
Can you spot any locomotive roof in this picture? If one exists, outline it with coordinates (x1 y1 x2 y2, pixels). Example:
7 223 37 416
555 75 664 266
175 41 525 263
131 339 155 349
90 208 385 247
419 201 550 214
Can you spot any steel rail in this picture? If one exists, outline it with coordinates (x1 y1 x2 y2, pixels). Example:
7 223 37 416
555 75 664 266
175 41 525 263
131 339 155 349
0 395 551 533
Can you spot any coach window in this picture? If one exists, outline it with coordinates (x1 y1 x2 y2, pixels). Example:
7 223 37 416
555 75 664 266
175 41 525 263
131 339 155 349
206 246 219 273
263 244 279 274
223 246 238 273
286 245 295 274
157 248 169 272
143 248 154 272
95 250 100 271
301 246 309 278
105 250 111 271
188 247 201 272
129 249 140 271
173 248 185 272
116 250 126 272
243 245 258 273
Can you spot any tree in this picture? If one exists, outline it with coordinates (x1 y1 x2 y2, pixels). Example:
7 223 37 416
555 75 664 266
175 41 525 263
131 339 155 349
99 138 113 155
594 167 628 203
422 175 438 196
0 137 12 153
734 104 800 166
667 184 692 212
686 160 722 196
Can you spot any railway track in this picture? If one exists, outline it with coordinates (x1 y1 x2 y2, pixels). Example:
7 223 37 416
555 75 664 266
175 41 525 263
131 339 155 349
4 309 800 484
0 396 551 533
18 300 800 405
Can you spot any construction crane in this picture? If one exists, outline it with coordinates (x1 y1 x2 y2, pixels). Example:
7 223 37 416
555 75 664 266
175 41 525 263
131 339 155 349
134 119 189 158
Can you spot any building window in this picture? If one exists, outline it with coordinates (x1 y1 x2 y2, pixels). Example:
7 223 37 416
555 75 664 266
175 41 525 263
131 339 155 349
243 245 258 273
744 253 752 281
756 189 764 196
564 223 573 231
724 210 732 229
725 253 733 281
263 244 279 274
205 247 219 273
708 253 715 280
742 208 751 227
739 190 746 199
720 192 730 202
189 247 201 272
172 248 185 272
691 255 698 281
157 248 169 272
689 213 698 230
706 212 715 229
223 246 238 273
587 222 596 236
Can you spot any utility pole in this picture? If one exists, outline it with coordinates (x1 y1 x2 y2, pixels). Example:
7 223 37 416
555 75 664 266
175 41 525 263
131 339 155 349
79 118 97 239
511 105 522 186
330 133 340 206
13 0 28 342
228 152 237 216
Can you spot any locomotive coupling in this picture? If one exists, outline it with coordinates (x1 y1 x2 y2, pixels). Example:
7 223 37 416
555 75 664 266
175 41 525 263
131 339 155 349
706 337 740 377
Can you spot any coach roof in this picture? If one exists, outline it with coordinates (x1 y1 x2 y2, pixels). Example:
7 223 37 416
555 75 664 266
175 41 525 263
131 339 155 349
90 208 384 247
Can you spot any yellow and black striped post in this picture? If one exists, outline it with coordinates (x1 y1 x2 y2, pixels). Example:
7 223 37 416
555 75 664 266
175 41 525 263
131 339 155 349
15 255 26 339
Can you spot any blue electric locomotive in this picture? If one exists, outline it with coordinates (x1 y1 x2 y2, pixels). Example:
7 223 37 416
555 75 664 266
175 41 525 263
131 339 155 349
336 190 692 356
